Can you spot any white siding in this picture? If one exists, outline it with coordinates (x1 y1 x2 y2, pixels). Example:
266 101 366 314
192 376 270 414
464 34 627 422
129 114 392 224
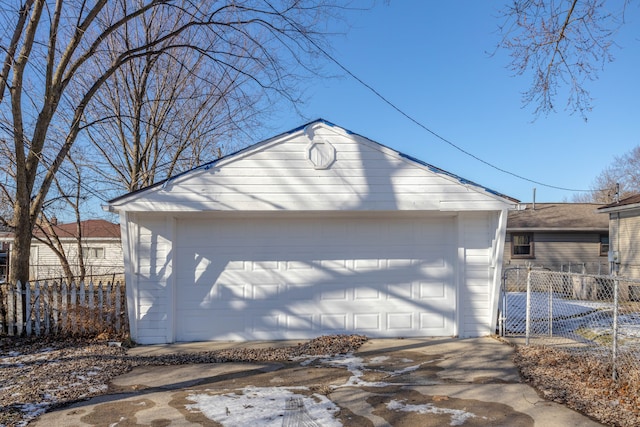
112 123 512 213
459 212 497 337
125 214 174 344
122 211 508 343
29 239 123 280
114 121 515 343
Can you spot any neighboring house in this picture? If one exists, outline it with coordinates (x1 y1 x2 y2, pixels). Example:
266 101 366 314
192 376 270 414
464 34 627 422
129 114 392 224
504 203 609 274
108 119 518 344
30 219 124 280
0 219 123 281
0 225 10 282
598 194 640 280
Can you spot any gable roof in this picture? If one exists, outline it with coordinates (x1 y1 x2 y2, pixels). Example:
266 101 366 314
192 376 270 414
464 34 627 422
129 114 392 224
597 194 640 213
108 119 518 212
507 203 608 231
33 219 120 239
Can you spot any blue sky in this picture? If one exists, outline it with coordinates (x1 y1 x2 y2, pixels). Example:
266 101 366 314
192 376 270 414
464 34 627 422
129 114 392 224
270 1 640 203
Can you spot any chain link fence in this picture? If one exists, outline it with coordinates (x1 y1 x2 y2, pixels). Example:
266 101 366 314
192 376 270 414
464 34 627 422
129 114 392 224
500 267 640 380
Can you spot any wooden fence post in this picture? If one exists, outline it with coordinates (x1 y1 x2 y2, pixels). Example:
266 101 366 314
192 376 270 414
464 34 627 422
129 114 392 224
115 282 122 333
43 281 50 335
105 281 112 326
52 281 59 334
85 279 94 334
25 282 32 337
79 281 86 335
61 281 68 333
70 282 77 335
15 281 23 336
34 282 41 336
97 281 104 327
7 283 15 336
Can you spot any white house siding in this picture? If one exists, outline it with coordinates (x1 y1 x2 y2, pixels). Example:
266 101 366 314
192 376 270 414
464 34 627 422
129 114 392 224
458 212 502 337
117 125 510 213
28 239 123 280
112 121 515 343
123 214 175 344
124 211 507 343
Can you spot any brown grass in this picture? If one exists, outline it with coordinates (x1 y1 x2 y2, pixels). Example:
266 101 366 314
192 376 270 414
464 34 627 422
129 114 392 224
514 345 640 426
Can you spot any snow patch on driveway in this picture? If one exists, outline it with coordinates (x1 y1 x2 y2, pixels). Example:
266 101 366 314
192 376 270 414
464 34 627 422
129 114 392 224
319 354 395 387
186 386 342 427
387 399 479 426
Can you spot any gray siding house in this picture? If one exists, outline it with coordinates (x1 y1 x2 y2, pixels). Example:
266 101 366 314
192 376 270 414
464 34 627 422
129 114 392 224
504 203 609 274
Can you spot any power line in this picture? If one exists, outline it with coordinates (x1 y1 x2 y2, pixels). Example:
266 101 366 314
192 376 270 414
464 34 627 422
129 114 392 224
268 2 593 193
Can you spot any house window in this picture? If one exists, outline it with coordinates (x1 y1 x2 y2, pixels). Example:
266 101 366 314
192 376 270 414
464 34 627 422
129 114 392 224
0 252 7 282
600 235 609 256
84 247 105 259
512 233 534 258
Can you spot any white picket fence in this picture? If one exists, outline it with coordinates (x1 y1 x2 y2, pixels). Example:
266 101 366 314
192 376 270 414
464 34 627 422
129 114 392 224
0 280 127 337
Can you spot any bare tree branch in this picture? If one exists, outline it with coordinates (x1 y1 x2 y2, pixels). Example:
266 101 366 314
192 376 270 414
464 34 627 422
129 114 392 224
0 0 351 286
497 0 624 118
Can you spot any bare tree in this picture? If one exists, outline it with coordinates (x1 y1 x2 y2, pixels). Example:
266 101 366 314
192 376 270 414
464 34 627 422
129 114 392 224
497 0 626 118
83 6 256 193
574 145 640 203
0 0 348 287
33 154 89 282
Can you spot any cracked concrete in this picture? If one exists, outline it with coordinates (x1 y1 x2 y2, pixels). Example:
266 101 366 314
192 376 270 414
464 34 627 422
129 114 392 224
32 337 604 426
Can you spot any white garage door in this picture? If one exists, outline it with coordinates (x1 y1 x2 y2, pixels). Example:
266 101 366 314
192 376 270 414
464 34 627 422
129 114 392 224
174 215 456 341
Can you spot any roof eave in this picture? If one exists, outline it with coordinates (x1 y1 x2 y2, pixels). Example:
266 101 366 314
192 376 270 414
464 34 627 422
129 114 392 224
108 119 520 209
598 203 640 214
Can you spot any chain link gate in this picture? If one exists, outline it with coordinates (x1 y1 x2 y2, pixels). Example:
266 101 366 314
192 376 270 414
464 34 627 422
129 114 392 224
499 266 549 336
499 267 640 380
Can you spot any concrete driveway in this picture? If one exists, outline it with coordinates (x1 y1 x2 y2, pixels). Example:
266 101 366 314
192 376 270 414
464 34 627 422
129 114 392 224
33 337 603 426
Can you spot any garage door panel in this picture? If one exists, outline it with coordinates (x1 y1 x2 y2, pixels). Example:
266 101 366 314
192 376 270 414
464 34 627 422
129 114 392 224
353 286 381 300
418 281 447 299
320 286 348 301
218 283 248 299
286 259 315 270
175 215 456 340
414 256 448 269
353 258 382 270
420 312 447 329
354 313 380 331
387 283 413 300
319 259 347 269
178 311 247 341
253 315 280 332
319 314 348 331
285 314 314 330
387 312 414 330
251 283 280 299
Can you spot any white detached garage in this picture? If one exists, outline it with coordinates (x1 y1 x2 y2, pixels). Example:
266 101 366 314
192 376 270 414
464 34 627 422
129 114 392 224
109 120 517 344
